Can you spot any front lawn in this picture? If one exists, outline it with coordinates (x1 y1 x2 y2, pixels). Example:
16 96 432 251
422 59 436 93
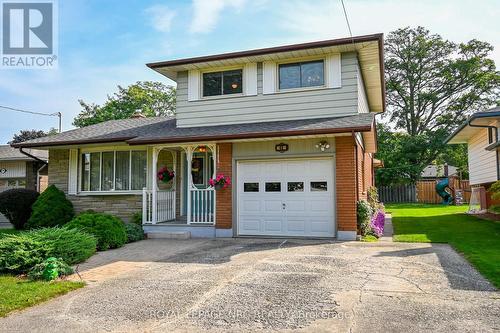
387 204 500 288
0 275 84 317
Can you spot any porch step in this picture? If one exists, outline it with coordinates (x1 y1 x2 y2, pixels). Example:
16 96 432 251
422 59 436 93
146 231 191 240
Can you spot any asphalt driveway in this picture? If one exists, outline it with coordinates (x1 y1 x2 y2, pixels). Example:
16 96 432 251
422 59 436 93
0 239 498 332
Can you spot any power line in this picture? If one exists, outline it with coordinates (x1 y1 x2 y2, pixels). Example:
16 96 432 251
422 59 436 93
0 105 62 132
340 0 354 43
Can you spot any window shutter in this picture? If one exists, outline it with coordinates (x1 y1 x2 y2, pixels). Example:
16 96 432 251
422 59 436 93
68 149 78 195
326 53 342 88
262 61 276 94
243 63 257 96
188 70 200 101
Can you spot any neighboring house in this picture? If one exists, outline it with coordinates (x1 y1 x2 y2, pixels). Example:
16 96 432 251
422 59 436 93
421 164 458 180
12 34 385 240
446 106 500 209
0 145 48 227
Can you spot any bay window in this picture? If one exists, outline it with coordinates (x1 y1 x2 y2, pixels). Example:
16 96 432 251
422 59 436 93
80 150 146 192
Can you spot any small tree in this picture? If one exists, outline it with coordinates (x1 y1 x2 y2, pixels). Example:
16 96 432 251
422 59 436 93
0 189 39 229
26 185 74 229
10 128 58 144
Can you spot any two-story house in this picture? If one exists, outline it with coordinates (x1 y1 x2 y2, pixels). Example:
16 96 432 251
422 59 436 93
446 106 500 210
12 34 385 240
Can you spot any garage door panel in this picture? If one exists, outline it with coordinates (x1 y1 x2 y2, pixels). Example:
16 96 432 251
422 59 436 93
238 158 335 238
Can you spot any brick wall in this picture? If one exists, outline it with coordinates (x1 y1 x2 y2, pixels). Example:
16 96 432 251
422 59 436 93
215 143 232 229
335 136 357 232
48 149 141 222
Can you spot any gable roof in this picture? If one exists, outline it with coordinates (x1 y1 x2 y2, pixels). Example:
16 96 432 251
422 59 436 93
0 145 48 161
11 114 375 148
147 33 385 113
446 106 500 144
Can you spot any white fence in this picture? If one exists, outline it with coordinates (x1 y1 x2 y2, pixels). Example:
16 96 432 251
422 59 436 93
142 189 176 224
188 188 215 224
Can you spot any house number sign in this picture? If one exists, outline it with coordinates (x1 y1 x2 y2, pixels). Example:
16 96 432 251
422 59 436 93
275 143 289 153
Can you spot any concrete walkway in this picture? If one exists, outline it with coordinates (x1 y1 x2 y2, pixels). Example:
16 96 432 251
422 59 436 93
0 239 498 333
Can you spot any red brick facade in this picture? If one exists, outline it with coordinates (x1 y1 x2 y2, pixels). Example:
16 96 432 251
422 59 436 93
335 136 358 231
215 143 233 229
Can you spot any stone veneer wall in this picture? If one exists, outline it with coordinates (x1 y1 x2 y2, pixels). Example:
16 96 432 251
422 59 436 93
48 149 142 222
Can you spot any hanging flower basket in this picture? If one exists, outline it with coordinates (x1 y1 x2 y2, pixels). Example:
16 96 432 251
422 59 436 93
157 166 175 183
209 174 231 190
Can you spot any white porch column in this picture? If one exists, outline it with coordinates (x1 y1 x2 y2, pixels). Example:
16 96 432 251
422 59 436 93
207 144 217 225
182 146 194 224
152 147 159 224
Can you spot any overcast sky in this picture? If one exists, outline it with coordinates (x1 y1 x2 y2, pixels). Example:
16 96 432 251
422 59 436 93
0 0 499 144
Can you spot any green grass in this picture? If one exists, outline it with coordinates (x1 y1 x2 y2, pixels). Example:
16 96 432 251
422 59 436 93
0 275 84 317
0 229 20 238
387 203 500 288
361 234 379 242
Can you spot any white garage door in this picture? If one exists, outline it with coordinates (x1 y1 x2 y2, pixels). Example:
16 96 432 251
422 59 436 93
237 158 335 237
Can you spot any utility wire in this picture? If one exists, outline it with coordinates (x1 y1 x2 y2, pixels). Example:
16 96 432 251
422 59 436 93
0 105 62 132
340 0 354 43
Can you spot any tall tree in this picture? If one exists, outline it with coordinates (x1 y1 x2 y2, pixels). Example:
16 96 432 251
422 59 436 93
10 128 58 144
73 81 176 128
377 27 500 185
385 26 499 135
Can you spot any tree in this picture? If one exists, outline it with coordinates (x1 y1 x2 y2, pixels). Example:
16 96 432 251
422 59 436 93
385 26 499 135
73 81 176 128
10 128 58 144
377 27 499 185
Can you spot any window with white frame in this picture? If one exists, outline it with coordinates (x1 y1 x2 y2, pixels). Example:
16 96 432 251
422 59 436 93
278 60 325 90
80 150 146 192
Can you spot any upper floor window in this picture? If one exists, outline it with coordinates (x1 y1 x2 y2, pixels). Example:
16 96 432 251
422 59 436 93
203 69 243 97
81 150 146 192
279 60 324 90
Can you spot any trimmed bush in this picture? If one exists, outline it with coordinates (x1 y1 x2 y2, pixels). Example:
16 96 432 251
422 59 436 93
124 223 145 243
28 257 74 281
0 227 96 274
131 211 143 225
66 212 127 251
27 185 74 229
0 188 39 229
357 200 372 236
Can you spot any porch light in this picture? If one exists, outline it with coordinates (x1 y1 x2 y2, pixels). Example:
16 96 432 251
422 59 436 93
316 141 330 152
197 146 207 153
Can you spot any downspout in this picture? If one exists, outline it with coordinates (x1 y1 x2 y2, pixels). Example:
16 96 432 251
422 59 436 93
468 120 500 181
352 131 359 202
18 148 48 192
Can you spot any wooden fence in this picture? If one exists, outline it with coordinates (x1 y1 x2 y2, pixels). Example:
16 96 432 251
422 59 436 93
379 179 471 204
379 184 417 203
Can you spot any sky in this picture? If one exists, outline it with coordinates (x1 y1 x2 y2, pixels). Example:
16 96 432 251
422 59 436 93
0 0 499 144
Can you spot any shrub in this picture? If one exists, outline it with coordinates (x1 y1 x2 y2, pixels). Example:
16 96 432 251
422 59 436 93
357 200 372 236
124 223 145 243
489 204 500 214
28 257 74 281
367 186 383 211
27 185 74 229
0 188 39 229
489 181 500 200
66 212 127 251
131 211 143 225
0 227 96 274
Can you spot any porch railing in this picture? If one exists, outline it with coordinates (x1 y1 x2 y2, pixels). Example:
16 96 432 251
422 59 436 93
188 188 215 224
142 188 176 224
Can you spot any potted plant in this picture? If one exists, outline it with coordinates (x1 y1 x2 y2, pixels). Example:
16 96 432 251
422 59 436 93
209 174 231 190
157 166 175 183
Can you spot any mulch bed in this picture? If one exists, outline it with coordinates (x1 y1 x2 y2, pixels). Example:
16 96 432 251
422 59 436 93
472 212 500 221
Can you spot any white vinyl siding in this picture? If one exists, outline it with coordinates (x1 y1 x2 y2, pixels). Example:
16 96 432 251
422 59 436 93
0 161 26 178
176 52 359 127
468 128 498 185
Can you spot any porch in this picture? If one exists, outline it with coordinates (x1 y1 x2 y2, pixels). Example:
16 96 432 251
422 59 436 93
142 144 218 226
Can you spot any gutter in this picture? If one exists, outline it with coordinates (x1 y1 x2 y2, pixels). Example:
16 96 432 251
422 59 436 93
445 110 500 144
19 147 48 165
